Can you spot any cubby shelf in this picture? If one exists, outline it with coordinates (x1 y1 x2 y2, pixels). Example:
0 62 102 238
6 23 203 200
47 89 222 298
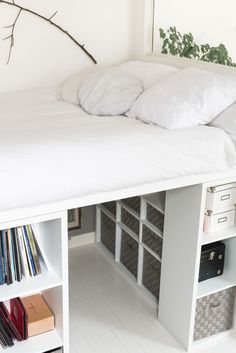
0 330 63 353
0 266 62 302
202 226 236 245
197 276 235 299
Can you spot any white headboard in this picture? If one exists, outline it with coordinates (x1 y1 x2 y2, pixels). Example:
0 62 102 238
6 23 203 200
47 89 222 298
141 53 236 77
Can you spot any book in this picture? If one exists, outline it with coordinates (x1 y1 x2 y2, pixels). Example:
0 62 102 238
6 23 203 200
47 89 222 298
16 227 30 279
0 232 4 285
0 302 22 341
7 229 15 283
26 225 41 275
0 317 14 347
22 226 36 277
10 298 28 341
11 228 22 282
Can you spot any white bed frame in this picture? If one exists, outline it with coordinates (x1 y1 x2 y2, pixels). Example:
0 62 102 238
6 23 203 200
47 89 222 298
1 54 236 353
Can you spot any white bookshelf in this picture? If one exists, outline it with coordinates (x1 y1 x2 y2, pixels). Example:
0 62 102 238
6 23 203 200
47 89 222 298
0 211 69 353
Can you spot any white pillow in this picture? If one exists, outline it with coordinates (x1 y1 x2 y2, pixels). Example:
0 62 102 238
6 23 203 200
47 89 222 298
79 68 143 116
211 103 236 144
128 68 236 129
119 61 179 90
58 65 101 105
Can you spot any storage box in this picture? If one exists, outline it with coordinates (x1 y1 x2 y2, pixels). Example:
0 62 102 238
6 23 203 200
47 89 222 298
146 203 164 233
121 207 139 237
206 183 236 210
121 197 141 215
20 294 54 338
194 287 235 341
102 201 116 217
142 224 163 258
142 249 161 299
120 230 138 278
204 207 235 233
199 241 225 282
101 211 116 256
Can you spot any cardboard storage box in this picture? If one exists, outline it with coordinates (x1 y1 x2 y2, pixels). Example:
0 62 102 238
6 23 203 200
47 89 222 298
21 294 54 337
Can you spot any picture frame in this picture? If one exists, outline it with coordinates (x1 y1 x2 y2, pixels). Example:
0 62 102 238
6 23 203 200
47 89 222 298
68 208 82 230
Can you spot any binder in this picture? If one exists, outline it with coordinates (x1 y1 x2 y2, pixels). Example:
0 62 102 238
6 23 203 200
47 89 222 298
10 298 28 340
0 302 22 341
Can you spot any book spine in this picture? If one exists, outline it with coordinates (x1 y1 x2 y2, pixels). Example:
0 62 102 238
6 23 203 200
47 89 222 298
7 229 15 284
22 226 36 277
26 225 41 275
11 228 22 282
17 227 30 279
0 231 4 285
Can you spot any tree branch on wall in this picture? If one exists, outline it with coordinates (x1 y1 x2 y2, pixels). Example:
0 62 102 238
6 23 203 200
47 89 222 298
0 0 97 64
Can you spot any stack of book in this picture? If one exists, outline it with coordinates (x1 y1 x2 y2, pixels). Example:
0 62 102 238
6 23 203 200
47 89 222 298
0 294 55 349
0 225 42 285
0 298 28 348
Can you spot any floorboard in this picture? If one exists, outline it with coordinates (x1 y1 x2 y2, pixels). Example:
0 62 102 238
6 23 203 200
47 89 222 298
69 244 236 353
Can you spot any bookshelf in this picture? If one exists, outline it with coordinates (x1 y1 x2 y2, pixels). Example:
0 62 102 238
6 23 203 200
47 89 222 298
0 211 69 353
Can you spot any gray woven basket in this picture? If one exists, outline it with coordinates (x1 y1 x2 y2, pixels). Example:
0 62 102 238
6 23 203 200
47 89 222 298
142 225 163 258
146 203 165 233
142 249 161 300
121 207 139 236
101 211 116 256
120 230 138 278
122 197 141 215
194 287 235 341
102 201 116 217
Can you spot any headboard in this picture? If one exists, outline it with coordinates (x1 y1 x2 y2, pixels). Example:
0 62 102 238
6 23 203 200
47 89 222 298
141 53 236 77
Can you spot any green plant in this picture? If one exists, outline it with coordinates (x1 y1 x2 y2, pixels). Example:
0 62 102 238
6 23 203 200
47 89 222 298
159 26 236 67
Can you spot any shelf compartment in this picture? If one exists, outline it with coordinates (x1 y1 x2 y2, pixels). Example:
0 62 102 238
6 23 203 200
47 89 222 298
0 263 62 302
0 330 63 353
197 276 235 299
202 226 236 245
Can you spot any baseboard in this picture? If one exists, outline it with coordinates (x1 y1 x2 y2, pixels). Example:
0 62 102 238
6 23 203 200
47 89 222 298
68 232 96 249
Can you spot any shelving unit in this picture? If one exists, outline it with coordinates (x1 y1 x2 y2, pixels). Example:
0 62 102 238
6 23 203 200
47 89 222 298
0 211 69 353
96 192 165 303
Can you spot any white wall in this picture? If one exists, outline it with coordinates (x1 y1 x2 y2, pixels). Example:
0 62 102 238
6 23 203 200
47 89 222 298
0 0 148 93
154 0 236 61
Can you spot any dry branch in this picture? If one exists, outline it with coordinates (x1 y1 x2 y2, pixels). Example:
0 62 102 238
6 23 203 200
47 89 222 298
0 0 97 64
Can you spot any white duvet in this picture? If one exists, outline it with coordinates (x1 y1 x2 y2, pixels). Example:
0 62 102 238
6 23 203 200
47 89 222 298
0 89 235 211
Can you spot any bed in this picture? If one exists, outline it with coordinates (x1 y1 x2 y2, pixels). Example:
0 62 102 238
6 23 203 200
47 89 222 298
0 84 235 216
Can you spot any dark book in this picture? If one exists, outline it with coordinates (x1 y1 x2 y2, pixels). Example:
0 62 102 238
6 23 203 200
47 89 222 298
0 302 22 341
0 232 4 285
11 228 22 282
0 318 14 348
6 230 13 285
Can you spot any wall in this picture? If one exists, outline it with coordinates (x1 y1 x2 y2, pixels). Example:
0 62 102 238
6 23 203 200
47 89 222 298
154 0 236 61
0 0 148 93
69 206 95 238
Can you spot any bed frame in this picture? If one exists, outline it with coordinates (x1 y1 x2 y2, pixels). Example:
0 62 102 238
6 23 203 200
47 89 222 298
1 54 236 353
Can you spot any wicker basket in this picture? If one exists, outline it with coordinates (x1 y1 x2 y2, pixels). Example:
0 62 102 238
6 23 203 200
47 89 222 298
101 211 116 256
121 207 139 237
194 287 235 341
122 197 141 215
142 225 163 258
146 203 164 233
120 230 138 278
142 249 161 299
102 201 116 217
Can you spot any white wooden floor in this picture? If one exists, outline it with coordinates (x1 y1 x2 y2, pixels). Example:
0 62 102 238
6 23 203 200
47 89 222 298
69 244 236 353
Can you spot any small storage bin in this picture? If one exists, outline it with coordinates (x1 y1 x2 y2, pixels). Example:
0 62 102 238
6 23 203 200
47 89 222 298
206 183 236 210
204 207 235 233
120 230 138 278
121 207 139 237
102 201 116 217
142 224 163 258
146 203 165 233
122 197 141 215
142 249 161 299
194 287 235 341
101 211 116 256
199 241 225 282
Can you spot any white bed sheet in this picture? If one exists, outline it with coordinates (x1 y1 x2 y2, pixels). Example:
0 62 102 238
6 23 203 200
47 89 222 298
0 88 235 211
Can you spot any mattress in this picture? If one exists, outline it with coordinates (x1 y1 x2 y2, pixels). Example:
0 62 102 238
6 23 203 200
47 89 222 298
0 88 235 211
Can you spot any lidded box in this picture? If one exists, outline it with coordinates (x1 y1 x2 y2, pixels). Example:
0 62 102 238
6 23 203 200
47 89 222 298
206 183 236 210
204 207 235 233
